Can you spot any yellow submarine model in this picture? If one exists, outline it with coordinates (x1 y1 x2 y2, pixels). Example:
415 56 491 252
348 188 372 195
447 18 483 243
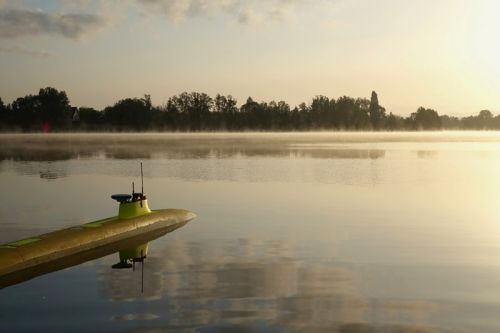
0 164 196 289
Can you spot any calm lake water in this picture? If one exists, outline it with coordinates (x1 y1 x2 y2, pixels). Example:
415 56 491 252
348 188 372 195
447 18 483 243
1 132 500 333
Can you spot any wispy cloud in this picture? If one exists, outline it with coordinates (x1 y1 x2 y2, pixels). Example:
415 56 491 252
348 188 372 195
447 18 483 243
0 45 55 58
0 8 109 40
136 0 308 26
237 7 262 27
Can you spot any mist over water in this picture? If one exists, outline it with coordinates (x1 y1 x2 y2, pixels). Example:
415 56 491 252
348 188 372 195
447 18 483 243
1 132 500 333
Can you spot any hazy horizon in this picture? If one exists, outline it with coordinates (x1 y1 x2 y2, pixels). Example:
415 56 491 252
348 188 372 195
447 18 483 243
1 0 499 116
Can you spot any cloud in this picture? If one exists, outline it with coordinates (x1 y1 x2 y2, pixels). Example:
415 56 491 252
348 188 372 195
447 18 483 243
0 45 55 58
136 0 237 22
136 0 307 26
0 8 109 40
237 8 262 27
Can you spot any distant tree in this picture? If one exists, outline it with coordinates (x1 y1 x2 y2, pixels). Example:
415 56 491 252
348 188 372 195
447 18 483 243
460 110 494 130
479 109 493 118
240 97 259 113
4 87 500 132
104 95 154 130
142 94 152 110
439 115 460 129
310 95 332 128
352 98 371 129
241 97 266 129
189 92 213 130
460 115 476 129
386 112 400 131
214 94 237 114
336 96 361 129
212 94 237 129
478 110 493 129
37 87 72 129
10 94 40 129
166 92 191 130
369 91 386 129
492 115 500 130
283 103 307 130
78 107 103 126
165 92 213 130
267 100 290 129
410 107 441 130
0 97 6 125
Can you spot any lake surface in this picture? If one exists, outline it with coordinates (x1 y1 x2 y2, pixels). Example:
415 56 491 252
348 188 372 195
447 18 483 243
1 132 500 333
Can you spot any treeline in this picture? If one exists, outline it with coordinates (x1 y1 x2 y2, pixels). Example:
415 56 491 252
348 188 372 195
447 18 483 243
0 87 498 132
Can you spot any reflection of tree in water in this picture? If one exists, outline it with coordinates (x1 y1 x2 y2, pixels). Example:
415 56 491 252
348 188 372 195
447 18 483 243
6 161 69 180
97 239 449 333
416 151 437 159
0 135 386 182
0 135 385 162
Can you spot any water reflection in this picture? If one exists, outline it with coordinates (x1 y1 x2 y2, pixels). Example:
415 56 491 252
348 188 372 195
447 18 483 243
0 134 386 162
2 133 500 332
416 151 437 159
11 162 70 180
97 238 449 332
0 222 185 289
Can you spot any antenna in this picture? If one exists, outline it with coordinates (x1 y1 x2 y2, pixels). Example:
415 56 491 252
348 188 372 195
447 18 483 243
132 181 135 195
141 162 144 195
140 162 144 207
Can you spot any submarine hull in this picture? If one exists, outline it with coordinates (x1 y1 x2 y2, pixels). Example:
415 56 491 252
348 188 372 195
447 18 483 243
0 209 195 289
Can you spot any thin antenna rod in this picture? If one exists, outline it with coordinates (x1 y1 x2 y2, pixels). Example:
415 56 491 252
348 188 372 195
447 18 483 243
141 162 144 195
140 162 144 207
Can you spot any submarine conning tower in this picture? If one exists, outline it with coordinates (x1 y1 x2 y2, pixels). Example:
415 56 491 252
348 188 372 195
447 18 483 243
111 192 152 219
111 162 151 219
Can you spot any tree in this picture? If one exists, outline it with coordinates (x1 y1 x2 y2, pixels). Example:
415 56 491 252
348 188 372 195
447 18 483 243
386 112 405 130
214 94 237 114
37 87 71 129
78 107 103 126
310 95 332 128
4 88 72 131
104 96 154 130
369 91 386 129
478 110 493 129
352 98 371 129
410 107 441 130
10 94 40 129
335 96 356 129
212 94 238 130
0 97 6 125
440 115 460 129
165 92 213 130
268 100 290 129
5 87 500 132
240 97 265 129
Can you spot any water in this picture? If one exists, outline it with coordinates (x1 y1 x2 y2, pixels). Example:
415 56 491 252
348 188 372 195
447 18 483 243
1 132 500 332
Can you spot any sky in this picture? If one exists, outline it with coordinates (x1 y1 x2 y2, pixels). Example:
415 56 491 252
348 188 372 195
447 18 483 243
0 0 499 116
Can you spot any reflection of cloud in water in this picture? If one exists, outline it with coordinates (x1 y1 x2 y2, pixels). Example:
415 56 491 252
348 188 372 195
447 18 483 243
97 238 448 332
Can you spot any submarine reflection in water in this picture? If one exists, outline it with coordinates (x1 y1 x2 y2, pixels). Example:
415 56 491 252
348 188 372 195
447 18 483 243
0 168 196 289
